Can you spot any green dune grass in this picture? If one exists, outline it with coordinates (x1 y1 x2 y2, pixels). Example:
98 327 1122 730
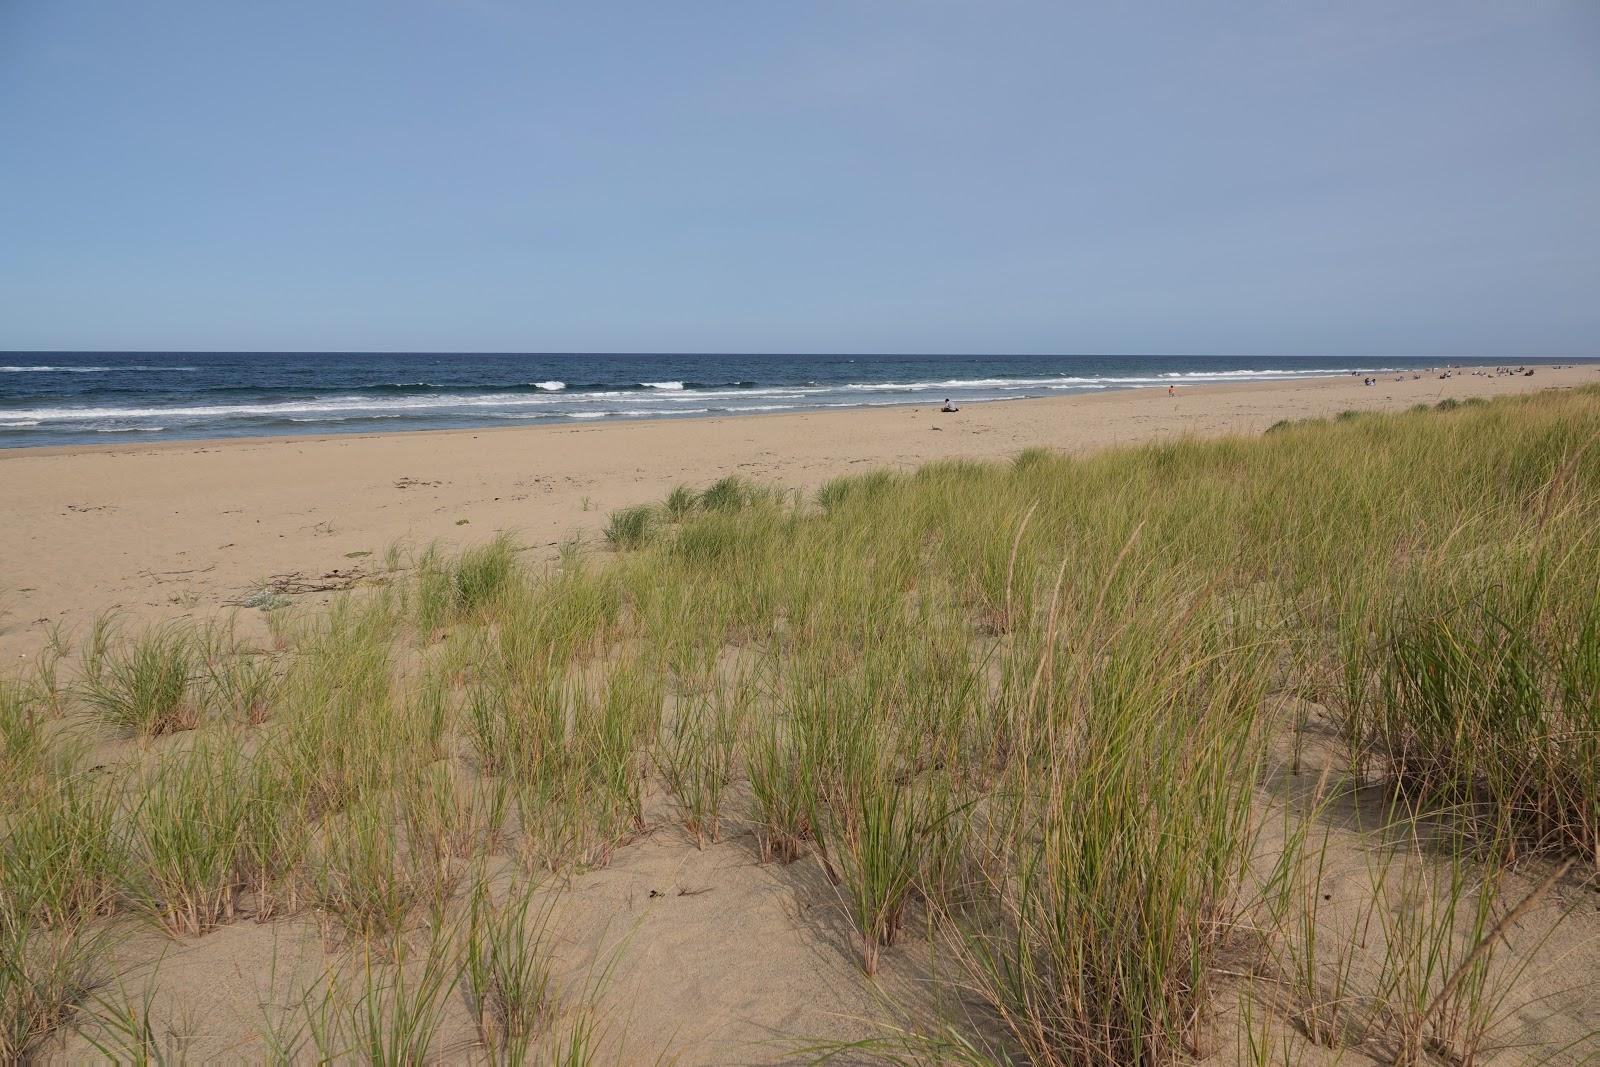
3 385 1597 1063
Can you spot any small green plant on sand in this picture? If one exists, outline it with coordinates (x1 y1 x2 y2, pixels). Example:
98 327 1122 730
664 484 698 521
464 878 554 1060
828 784 925 977
79 625 198 736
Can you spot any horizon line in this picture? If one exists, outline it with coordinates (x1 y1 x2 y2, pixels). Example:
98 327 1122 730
6 350 1594 360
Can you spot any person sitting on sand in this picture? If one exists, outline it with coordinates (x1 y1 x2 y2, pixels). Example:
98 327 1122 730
940 398 959 412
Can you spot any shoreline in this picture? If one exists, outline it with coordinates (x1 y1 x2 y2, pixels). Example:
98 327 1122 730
2 364 1594 661
4 361 1595 458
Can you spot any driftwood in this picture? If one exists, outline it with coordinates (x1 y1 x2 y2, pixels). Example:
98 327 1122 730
138 564 217 585
225 567 374 606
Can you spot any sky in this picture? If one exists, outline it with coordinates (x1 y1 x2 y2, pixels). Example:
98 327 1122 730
1 2 1597 356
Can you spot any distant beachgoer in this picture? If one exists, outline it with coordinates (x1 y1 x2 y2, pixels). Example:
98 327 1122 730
1167 384 1175 397
941 398 959 412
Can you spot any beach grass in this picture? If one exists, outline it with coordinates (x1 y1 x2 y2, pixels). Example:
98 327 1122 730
123 734 252 935
463 875 555 1060
3 384 1598 1061
78 623 199 736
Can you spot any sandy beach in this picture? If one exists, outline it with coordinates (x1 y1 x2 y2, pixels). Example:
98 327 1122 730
4 366 1598 1066
2 366 1592 664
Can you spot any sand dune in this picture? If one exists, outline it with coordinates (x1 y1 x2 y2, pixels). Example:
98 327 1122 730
5 365 1599 1063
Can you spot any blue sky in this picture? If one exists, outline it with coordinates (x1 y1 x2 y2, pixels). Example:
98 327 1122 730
1 2 1597 355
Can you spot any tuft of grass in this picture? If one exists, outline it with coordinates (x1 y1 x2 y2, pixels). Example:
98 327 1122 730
2 770 127 927
1268 821 1576 1067
603 504 656 550
814 478 849 513
955 597 1270 1066
199 622 278 724
454 534 519 615
271 592 404 817
78 624 198 736
415 533 520 631
464 671 563 784
1373 844 1570 1067
1351 569 1600 859
80 973 197 1066
343 937 460 1066
816 469 896 513
654 686 740 849
1012 446 1055 471
402 760 509 871
309 795 422 946
0 910 103 1062
543 1008 603 1067
238 753 312 921
699 474 754 513
274 930 462 1065
664 484 698 521
0 680 44 781
26 622 72 719
576 661 662 842
123 736 252 936
827 784 926 977
464 878 554 1060
1276 823 1366 1049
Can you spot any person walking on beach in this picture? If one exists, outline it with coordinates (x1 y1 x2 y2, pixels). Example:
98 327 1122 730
1167 384 1175 397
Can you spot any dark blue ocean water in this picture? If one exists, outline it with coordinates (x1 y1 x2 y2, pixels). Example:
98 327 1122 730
0 352 1571 448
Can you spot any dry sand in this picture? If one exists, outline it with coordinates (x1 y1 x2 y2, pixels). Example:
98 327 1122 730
4 365 1593 667
8 363 1600 1064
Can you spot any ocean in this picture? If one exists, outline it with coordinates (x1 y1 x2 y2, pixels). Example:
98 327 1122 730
0 352 1563 449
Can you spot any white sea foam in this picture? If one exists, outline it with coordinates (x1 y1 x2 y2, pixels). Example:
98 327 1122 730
840 369 1363 392
634 389 812 402
1158 368 1365 378
5 393 564 421
566 408 714 419
0 365 194 373
286 413 408 422
0 366 1391 433
3 365 109 373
